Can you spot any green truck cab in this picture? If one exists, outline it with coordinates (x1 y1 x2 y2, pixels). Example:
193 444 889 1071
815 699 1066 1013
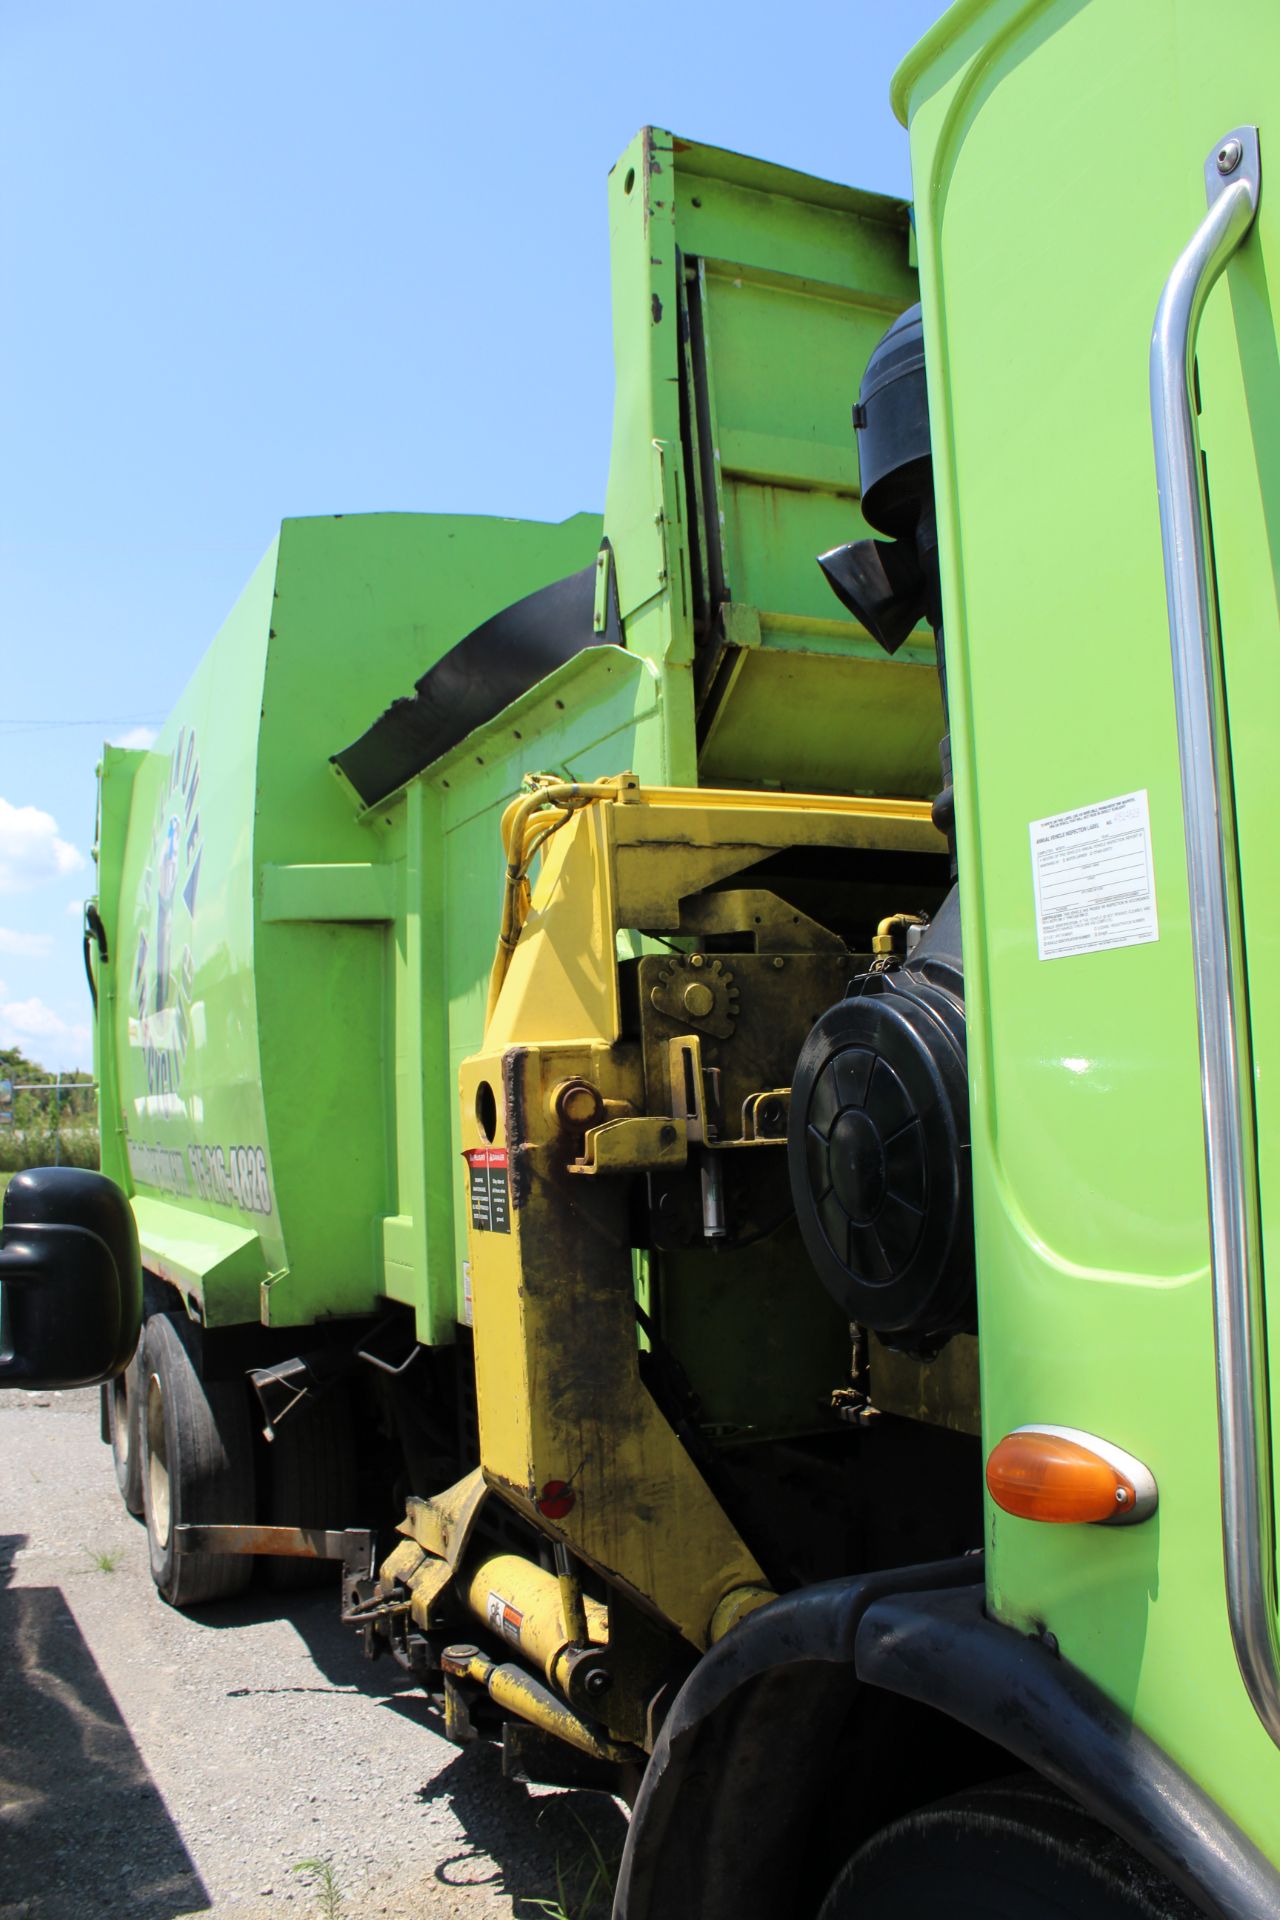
64 0 1280 1911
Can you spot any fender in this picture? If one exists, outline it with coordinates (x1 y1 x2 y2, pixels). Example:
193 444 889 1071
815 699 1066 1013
613 1560 1280 1920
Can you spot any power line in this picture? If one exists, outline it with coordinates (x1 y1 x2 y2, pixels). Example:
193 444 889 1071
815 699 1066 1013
0 717 164 735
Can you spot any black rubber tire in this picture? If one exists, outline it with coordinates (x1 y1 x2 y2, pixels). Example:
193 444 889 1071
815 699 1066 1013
259 1385 357 1591
140 1312 256 1608
106 1338 146 1517
818 1780 1198 1920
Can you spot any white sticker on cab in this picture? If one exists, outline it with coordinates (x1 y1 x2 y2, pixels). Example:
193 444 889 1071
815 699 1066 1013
1029 790 1159 961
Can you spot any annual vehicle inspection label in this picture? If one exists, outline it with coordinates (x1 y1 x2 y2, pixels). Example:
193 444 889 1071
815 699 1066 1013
464 1147 511 1233
1029 789 1159 961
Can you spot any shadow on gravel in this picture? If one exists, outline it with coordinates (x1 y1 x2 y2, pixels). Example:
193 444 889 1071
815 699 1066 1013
191 1576 443 1716
0 1543 211 1920
237 1585 629 1911
158 1565 628 1913
423 1743 628 1918
186 1576 424 1700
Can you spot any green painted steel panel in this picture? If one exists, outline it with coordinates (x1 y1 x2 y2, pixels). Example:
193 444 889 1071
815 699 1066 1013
95 512 602 1330
900 0 1280 1856
602 130 937 796
131 1195 267 1326
111 540 280 1309
92 743 144 1197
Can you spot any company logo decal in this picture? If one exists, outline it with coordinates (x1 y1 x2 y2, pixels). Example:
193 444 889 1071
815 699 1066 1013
133 726 203 1096
125 725 276 1219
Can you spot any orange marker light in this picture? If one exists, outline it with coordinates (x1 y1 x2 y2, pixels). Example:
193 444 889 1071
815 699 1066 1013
986 1426 1157 1526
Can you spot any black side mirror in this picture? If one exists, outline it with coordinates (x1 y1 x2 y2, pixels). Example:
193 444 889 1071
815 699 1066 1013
0 1168 142 1389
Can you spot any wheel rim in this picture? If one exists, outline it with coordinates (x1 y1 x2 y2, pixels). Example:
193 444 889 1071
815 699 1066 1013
111 1373 130 1467
146 1371 172 1547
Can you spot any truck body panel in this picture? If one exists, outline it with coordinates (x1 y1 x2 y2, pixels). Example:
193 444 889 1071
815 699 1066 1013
97 512 604 1329
899 0 1280 1853
602 131 936 796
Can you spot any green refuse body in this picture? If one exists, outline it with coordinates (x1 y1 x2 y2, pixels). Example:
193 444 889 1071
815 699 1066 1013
56 3 1280 1907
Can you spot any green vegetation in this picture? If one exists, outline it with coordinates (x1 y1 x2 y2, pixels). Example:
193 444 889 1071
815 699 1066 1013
292 1858 346 1919
90 1547 125 1573
0 1045 98 1175
527 1813 620 1920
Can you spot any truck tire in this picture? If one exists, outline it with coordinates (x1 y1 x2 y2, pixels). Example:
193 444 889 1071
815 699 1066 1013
106 1340 146 1516
817 1781 1196 1920
140 1311 255 1608
260 1385 357 1591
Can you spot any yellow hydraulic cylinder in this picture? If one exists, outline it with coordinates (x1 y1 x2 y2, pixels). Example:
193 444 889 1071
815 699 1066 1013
440 1644 636 1763
465 1551 607 1691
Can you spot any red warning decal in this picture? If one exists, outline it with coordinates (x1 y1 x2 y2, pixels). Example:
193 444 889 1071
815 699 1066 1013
464 1147 510 1234
486 1589 524 1646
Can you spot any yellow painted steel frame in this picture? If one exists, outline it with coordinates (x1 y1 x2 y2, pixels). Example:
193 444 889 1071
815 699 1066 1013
460 778 942 1651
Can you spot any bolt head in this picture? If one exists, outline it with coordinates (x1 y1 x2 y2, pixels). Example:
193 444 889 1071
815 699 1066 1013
582 1666 613 1699
553 1077 603 1130
1217 138 1243 175
683 981 715 1017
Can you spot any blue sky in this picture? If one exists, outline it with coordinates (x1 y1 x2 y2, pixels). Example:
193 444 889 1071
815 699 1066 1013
1 0 943 1072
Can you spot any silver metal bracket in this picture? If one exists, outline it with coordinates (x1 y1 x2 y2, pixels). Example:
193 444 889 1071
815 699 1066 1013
1205 126 1261 211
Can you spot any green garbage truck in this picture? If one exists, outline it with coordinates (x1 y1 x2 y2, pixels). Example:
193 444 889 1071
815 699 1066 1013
67 0 1280 1910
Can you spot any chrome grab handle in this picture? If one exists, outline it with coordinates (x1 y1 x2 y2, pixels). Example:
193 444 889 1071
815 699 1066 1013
1149 128 1278 1742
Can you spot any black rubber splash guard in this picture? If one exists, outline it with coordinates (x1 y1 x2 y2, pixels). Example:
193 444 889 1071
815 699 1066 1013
614 1558 982 1920
333 550 623 808
613 1561 1280 1920
854 1583 1280 1920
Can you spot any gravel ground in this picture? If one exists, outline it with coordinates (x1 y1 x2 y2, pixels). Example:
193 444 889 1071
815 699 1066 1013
0 1388 627 1920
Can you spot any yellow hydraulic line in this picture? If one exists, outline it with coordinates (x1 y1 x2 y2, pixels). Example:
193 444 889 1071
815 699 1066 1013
486 779 620 1023
872 911 928 959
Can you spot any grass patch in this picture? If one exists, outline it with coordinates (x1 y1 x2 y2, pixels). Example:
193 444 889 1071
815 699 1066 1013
527 1812 619 1920
90 1547 125 1574
293 1857 346 1918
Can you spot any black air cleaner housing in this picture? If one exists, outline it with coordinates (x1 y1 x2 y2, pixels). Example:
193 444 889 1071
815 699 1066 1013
817 302 940 655
787 890 974 1352
850 301 932 537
